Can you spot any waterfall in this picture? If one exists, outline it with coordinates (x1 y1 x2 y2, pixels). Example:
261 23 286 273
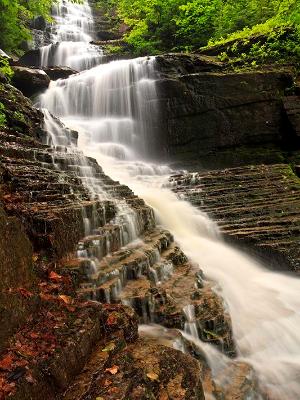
40 0 102 70
39 56 159 160
38 1 300 399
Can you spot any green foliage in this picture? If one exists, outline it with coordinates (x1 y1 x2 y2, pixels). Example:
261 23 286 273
0 56 14 81
0 102 7 127
98 0 300 63
0 0 82 53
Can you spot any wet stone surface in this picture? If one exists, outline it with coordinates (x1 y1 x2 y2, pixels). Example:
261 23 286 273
170 164 300 272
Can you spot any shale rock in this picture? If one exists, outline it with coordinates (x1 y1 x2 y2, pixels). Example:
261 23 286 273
61 338 205 400
170 163 300 271
11 66 50 97
43 66 78 81
283 95 300 139
0 206 36 352
153 54 295 168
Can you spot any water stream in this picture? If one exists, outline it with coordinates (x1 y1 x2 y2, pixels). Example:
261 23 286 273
38 1 300 399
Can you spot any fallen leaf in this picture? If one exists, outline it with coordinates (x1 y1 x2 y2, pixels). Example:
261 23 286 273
40 293 55 302
16 288 33 298
49 271 62 282
0 355 14 371
103 379 112 387
102 342 116 352
146 372 159 381
105 365 119 375
25 372 36 384
59 295 72 304
106 314 117 326
108 387 119 394
29 332 39 339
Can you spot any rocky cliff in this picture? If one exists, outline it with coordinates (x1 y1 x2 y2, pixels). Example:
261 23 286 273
154 54 300 169
170 164 300 272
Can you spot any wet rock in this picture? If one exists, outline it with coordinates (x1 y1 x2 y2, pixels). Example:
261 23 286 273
17 49 41 68
0 83 44 136
0 49 10 58
43 66 78 81
11 66 50 97
170 164 300 271
62 338 205 400
155 53 224 77
0 206 36 352
283 96 300 139
153 53 294 168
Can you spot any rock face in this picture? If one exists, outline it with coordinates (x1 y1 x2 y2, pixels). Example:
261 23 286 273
61 337 205 400
0 206 35 352
153 54 297 168
43 66 78 81
0 83 44 136
11 66 50 97
283 96 300 141
170 164 300 272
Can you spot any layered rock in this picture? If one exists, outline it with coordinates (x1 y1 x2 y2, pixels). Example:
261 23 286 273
42 66 78 81
153 54 299 168
170 163 300 272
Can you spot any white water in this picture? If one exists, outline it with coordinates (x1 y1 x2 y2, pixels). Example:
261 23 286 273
40 0 102 70
39 1 300 399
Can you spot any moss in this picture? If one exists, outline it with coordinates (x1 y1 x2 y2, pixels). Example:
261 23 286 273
0 102 7 127
12 110 26 124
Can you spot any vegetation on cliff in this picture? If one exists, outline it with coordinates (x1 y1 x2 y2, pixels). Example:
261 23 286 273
99 0 300 65
0 0 81 53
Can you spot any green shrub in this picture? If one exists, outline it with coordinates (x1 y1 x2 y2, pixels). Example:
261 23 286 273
0 56 13 81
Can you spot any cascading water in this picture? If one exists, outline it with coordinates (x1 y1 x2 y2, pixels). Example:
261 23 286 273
40 0 102 70
39 1 300 399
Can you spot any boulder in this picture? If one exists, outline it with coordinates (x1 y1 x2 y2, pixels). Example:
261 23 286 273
43 66 78 81
0 49 10 58
17 49 41 67
11 66 50 97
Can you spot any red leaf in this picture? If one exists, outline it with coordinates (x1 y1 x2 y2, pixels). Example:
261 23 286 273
25 372 36 384
0 354 14 371
49 271 62 282
16 288 33 298
59 295 72 304
106 314 117 326
40 293 55 302
29 332 39 339
105 365 119 375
